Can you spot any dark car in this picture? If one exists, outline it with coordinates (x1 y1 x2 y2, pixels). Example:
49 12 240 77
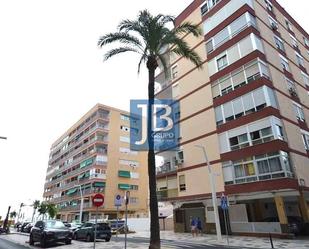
68 223 82 233
73 222 111 242
262 216 304 235
19 222 30 232
29 220 72 247
23 223 34 233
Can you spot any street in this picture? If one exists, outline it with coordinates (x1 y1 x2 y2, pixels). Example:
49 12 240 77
0 235 239 249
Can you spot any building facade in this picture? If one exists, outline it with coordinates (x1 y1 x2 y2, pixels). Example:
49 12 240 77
156 0 309 235
43 104 148 222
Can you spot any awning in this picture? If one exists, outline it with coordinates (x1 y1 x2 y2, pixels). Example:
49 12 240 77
80 158 94 168
118 184 131 190
118 170 131 178
78 171 90 180
66 188 77 195
93 182 106 188
78 173 85 179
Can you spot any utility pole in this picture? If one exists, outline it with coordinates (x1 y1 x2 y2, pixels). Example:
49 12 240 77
195 145 222 242
75 185 84 223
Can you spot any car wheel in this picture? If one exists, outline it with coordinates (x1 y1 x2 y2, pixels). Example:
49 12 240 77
86 234 93 242
105 237 110 242
40 237 46 248
65 239 72 245
29 235 34 246
73 233 78 240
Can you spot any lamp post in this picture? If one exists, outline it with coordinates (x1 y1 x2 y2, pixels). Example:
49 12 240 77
195 145 222 242
75 185 84 224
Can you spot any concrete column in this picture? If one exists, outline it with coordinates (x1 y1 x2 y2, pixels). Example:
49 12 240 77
274 196 288 233
298 192 309 222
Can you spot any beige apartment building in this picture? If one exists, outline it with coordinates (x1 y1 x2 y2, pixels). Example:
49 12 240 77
156 0 309 236
43 104 148 222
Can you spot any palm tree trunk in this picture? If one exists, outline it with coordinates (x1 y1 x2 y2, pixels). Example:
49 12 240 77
147 56 160 249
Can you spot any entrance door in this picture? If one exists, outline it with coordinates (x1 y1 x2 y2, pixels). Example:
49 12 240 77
184 208 206 233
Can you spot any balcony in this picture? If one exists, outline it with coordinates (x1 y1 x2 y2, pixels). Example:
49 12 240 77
52 187 105 203
59 202 93 212
156 151 184 175
157 188 178 201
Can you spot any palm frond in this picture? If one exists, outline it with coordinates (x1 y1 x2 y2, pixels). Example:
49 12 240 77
104 47 139 61
98 32 142 49
174 22 203 37
172 45 203 68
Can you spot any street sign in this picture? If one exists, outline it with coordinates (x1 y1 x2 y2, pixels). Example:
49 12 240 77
114 194 122 207
92 193 104 207
221 194 228 210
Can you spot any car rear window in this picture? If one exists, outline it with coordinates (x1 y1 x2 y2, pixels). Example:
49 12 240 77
45 221 66 229
96 223 110 230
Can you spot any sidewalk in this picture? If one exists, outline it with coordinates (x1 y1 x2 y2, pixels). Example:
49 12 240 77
132 231 309 249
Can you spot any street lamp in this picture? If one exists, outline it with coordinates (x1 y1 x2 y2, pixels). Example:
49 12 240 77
194 145 222 242
75 185 84 224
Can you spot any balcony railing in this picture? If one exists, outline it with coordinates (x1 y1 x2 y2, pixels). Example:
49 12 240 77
49 123 109 166
156 163 177 174
157 188 178 201
52 188 104 203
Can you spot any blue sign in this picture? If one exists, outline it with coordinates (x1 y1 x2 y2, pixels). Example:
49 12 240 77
114 194 122 207
130 99 180 151
221 195 229 210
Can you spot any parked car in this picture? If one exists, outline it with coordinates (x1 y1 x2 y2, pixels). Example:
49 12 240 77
261 216 304 235
73 222 111 242
62 221 70 228
68 223 82 233
19 222 30 232
23 223 34 233
29 220 72 247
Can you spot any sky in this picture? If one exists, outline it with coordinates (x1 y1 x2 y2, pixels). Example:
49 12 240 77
0 0 308 219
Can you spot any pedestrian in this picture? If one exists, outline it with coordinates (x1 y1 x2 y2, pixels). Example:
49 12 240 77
197 217 202 236
190 217 197 237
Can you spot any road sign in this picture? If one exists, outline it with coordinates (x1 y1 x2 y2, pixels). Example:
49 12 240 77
115 194 122 207
221 194 228 210
92 193 104 207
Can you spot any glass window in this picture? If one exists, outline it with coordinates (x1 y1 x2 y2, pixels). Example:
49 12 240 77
223 102 234 121
302 72 309 86
293 103 305 121
212 83 221 98
232 69 246 88
179 175 186 191
245 62 260 82
214 27 229 47
290 35 298 48
280 55 290 71
230 14 247 35
269 157 282 172
301 133 309 150
242 93 255 114
253 88 266 110
274 36 285 51
206 40 214 54
304 37 309 47
286 19 293 31
232 98 244 118
217 54 228 71
269 16 278 30
296 53 304 67
220 76 233 95
215 106 223 125
265 0 273 11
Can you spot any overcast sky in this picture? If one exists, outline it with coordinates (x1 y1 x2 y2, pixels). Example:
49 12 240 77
0 0 308 219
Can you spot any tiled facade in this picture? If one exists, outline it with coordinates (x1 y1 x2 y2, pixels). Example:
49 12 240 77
156 0 309 236
43 104 148 222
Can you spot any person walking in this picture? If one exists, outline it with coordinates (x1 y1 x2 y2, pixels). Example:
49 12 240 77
190 217 197 237
197 217 202 236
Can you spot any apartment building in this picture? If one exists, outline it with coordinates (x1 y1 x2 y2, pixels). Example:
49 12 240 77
156 0 309 236
43 104 148 222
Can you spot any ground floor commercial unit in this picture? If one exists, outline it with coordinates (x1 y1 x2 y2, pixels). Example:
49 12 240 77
160 179 309 236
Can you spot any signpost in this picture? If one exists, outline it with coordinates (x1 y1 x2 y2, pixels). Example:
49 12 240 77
114 194 122 240
92 193 104 249
124 191 130 249
221 194 229 246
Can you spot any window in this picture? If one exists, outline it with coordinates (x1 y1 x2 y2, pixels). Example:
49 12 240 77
296 53 304 67
201 0 222 15
172 83 180 98
301 72 309 86
179 175 186 191
280 55 290 71
120 125 130 132
120 114 130 121
274 36 285 51
171 65 178 79
293 103 305 121
301 132 309 150
264 0 273 12
131 185 139 190
268 16 278 30
285 19 293 31
119 159 139 167
229 133 249 151
286 78 297 96
206 40 214 54
216 54 228 71
304 37 309 47
250 127 274 145
290 35 298 48
120 136 130 143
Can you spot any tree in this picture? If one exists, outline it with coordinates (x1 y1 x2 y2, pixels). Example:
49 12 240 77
38 202 48 220
47 203 58 219
9 211 17 219
98 10 202 249
31 200 40 222
17 203 24 222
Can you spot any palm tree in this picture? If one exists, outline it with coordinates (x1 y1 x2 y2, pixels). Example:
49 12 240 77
38 202 48 220
9 211 17 220
31 200 40 222
46 203 58 219
98 10 203 249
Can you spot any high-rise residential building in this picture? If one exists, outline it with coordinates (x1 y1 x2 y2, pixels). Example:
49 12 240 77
156 0 309 236
43 104 148 222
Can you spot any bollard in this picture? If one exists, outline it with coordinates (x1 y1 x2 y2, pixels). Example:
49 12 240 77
269 233 274 249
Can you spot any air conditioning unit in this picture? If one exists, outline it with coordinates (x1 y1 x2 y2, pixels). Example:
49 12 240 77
271 23 278 30
176 151 184 165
